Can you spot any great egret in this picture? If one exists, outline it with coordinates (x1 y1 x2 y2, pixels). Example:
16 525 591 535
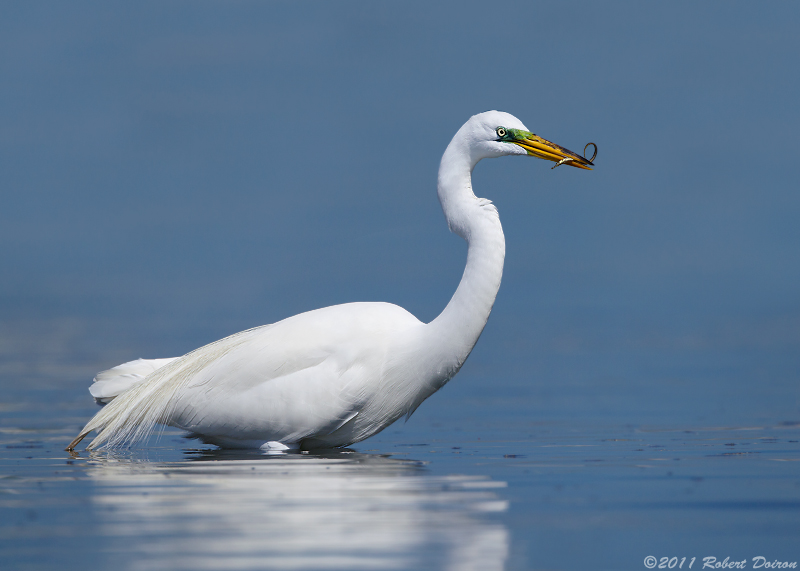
67 111 594 451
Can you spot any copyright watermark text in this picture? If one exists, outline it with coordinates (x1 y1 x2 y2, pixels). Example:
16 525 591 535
644 556 797 569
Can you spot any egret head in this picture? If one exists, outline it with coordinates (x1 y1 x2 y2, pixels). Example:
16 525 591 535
463 111 595 170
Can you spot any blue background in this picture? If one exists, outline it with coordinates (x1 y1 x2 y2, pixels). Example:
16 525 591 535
1 3 799 570
2 2 798 425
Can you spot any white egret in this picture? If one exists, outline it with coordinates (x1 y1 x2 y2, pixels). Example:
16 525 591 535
67 111 594 451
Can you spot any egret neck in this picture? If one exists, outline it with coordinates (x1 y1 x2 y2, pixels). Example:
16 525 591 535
427 129 506 379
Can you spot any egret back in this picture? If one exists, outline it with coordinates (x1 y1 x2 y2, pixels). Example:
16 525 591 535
75 302 424 449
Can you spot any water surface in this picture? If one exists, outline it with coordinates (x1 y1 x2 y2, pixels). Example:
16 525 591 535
2 3 800 569
2 377 798 570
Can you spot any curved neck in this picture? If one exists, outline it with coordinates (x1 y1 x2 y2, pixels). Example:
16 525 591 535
427 136 506 373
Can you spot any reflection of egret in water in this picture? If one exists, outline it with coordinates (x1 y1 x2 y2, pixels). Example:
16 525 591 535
84 450 509 570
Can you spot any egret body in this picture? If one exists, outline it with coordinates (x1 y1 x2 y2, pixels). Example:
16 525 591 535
68 111 593 451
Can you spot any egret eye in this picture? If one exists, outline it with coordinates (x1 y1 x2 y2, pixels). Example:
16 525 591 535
496 127 507 138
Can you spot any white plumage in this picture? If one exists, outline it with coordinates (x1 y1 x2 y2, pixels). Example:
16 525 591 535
68 111 594 451
89 357 179 404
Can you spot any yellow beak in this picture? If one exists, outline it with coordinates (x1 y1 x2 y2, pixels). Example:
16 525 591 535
511 131 595 170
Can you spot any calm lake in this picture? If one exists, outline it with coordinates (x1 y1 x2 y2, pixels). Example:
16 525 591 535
2 3 800 569
1 315 798 570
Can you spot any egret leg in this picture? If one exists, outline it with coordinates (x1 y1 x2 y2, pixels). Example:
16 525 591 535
66 431 89 451
260 441 298 454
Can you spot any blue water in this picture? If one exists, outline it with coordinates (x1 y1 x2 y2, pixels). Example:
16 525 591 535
2 2 800 569
2 333 798 570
